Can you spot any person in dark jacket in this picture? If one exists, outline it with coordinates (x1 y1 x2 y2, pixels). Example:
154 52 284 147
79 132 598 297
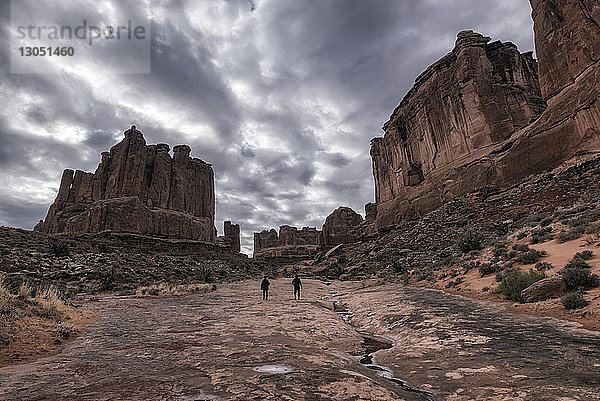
261 276 270 300
292 274 302 300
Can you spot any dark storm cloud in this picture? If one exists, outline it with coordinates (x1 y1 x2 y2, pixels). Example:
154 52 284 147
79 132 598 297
0 0 534 253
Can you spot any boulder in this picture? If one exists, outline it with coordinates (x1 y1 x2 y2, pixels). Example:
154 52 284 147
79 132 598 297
521 276 567 303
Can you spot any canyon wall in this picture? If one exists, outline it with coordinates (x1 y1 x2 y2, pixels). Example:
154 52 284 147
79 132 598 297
253 206 363 259
371 0 600 228
253 226 321 260
42 126 216 242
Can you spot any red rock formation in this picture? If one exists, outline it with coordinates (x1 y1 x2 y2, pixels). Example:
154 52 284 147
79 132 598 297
320 207 363 246
222 221 241 253
253 226 320 259
364 202 377 222
41 126 216 242
371 1 600 228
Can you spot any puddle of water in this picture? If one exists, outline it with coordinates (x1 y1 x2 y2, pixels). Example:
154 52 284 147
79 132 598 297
252 364 295 374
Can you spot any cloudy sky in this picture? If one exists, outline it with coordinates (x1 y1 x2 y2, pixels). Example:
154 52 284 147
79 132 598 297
0 0 535 254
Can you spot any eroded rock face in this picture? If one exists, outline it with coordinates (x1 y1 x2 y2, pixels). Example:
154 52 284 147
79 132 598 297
371 1 600 228
253 226 320 259
531 0 600 101
372 31 545 211
320 207 363 246
222 221 241 253
41 126 216 242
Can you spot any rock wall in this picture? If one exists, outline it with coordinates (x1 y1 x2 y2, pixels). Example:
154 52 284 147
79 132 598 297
320 207 363 246
253 226 320 259
371 1 600 228
253 207 363 259
42 126 216 242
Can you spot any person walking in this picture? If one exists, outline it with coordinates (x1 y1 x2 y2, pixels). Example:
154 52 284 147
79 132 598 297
292 274 302 300
261 276 270 300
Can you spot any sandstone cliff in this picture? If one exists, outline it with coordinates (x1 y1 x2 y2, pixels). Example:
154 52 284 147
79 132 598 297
370 0 600 228
42 126 216 242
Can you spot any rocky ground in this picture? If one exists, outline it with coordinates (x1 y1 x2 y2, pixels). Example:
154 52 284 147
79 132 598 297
307 154 600 330
0 228 274 296
1 279 599 400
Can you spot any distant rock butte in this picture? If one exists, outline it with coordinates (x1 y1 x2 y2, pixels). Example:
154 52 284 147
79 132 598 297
42 126 220 243
253 206 362 259
370 0 600 228
320 206 363 247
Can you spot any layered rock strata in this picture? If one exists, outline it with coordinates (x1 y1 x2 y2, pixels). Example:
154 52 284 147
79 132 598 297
371 1 600 228
41 126 216 242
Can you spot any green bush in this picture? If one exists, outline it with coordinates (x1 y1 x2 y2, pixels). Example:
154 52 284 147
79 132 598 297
564 258 591 270
557 227 585 243
512 243 530 252
458 231 484 254
496 269 546 302
516 249 547 265
561 268 600 291
534 262 553 271
574 250 593 261
530 227 554 244
561 293 589 310
479 263 500 277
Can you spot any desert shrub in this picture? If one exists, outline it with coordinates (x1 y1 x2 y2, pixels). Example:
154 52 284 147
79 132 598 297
462 261 480 274
148 288 159 296
558 204 590 219
507 250 518 260
458 231 484 254
512 212 528 222
561 293 589 310
540 217 553 227
516 249 547 265
50 240 70 257
479 263 500 277
530 227 554 244
496 269 546 302
492 244 508 260
585 223 600 234
557 227 585 243
512 243 530 252
99 267 118 291
495 271 504 282
516 231 528 240
482 286 490 292
527 212 549 224
534 262 553 271
574 250 594 261
561 268 600 291
564 258 591 270
567 209 600 228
